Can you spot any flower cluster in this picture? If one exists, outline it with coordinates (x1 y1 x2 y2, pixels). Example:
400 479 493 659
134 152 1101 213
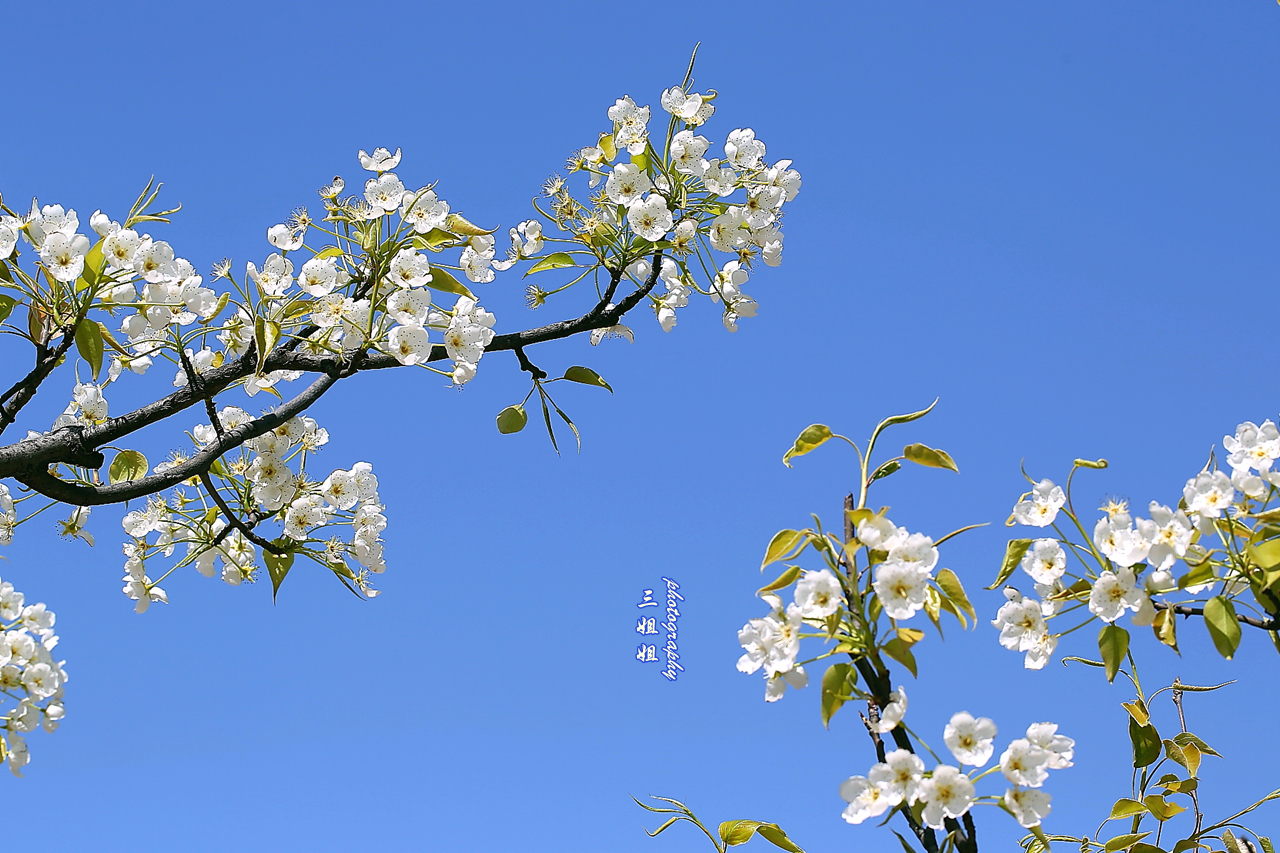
840 709 1072 831
995 417 1280 667
0 577 67 776
737 568 844 702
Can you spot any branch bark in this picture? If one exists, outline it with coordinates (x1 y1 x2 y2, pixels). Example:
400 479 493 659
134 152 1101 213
1154 601 1279 632
0 256 664 492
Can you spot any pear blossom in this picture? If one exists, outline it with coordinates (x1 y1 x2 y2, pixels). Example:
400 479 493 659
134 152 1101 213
267 223 304 251
1093 512 1154 568
764 666 808 703
1183 470 1234 521
387 289 431 327
944 712 998 767
1013 480 1066 527
401 188 449 233
794 569 844 618
881 749 926 803
39 232 90 282
298 257 341 297
1005 788 1052 828
358 147 402 172
103 228 142 270
725 128 766 169
1088 569 1146 623
709 207 747 251
1225 420 1280 472
916 765 975 829
0 220 17 258
247 253 294 297
387 325 431 366
627 195 674 241
1025 723 1074 769
873 560 931 620
1021 539 1066 584
660 87 713 124
839 774 895 824
364 173 406 213
388 248 433 288
604 163 652 205
607 95 650 154
669 130 711 175
1000 738 1051 787
857 515 906 551
132 238 177 283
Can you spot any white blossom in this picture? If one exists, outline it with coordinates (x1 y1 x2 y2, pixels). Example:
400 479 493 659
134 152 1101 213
943 711 998 767
1013 480 1066 527
916 766 975 829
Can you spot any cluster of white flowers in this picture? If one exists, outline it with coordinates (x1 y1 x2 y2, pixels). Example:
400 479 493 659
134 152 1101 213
997 418 1280 668
0 484 13 546
0 577 67 776
737 568 845 702
863 516 940 621
560 84 799 336
840 710 1072 831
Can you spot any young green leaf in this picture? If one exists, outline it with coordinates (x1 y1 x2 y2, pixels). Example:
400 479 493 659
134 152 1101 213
902 443 959 473
562 366 612 392
1204 595 1242 659
108 450 148 484
761 529 807 570
868 399 938 451
988 539 1033 589
0 294 15 324
935 569 976 624
1099 624 1130 683
1103 832 1151 852
524 252 577 276
1108 798 1148 819
314 246 344 260
782 424 833 467
74 319 104 382
495 405 528 434
253 317 280 375
881 637 918 677
425 265 475 300
1129 717 1162 768
263 540 295 603
758 565 802 595
444 213 496 236
821 663 853 729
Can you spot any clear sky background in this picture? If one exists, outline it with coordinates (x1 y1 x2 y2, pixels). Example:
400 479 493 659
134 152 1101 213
1 2 1278 851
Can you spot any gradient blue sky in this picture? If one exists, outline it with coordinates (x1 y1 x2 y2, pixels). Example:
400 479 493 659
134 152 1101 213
1 2 1278 851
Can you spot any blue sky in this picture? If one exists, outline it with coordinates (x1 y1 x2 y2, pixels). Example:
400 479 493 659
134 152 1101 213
1 1 1278 850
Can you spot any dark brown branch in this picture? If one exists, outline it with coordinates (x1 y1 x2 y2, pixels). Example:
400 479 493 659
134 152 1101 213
1154 601 1279 631
14 372 338 505
0 258 666 483
198 470 286 554
0 320 79 438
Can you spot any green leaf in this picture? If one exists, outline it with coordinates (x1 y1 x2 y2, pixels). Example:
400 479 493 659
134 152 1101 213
1249 538 1280 570
868 399 938 451
413 228 457 251
821 663 854 728
1161 739 1187 771
562 366 612 392
1259 836 1275 853
1121 700 1150 727
74 319 104 382
1130 845 1167 853
0 294 15 324
1178 562 1215 590
758 565 802 595
881 637 918 677
253 317 280 376
1108 798 1148 819
0 260 12 283
869 459 901 482
424 265 475 300
1104 832 1152 852
989 539 1033 589
890 830 918 853
524 252 578 276
314 246 343 260
934 568 976 624
1204 595 1242 659
761 529 807 570
1130 717 1162 768
495 404 527 434
263 540 295 603
902 443 959 473
1152 608 1179 653
1171 732 1221 757
1223 829 1244 853
108 450 148 484
1173 840 1207 853
756 823 805 853
1099 624 1130 683
782 424 833 467
444 213 496 236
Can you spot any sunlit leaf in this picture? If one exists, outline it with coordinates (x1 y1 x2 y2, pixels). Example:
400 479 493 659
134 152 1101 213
782 424 833 468
988 539 1032 589
108 450 148 484
902 443 959 473
496 405 527 434
562 366 612 392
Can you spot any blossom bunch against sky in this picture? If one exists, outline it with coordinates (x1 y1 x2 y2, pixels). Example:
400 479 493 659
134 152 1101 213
0 2 1276 851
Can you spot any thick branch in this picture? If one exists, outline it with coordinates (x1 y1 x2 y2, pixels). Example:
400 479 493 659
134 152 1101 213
0 258 664 482
1154 601 1279 631
14 373 337 505
0 323 79 438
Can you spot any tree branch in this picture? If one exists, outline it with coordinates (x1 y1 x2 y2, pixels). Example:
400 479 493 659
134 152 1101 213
0 319 79 438
0 257 665 483
1154 601 1279 632
13 372 338 505
197 471 287 555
